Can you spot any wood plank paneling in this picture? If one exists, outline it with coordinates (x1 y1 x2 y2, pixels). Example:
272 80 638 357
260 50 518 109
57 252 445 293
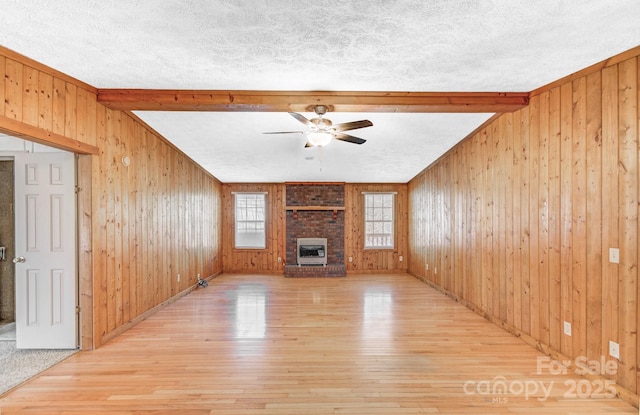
77 154 93 349
559 81 573 357
511 109 523 331
503 114 515 328
0 55 92 154
408 50 640 401
571 76 587 359
0 48 223 349
37 72 53 130
344 184 408 272
548 86 562 352
585 71 603 362
52 77 66 136
221 183 286 273
90 112 223 346
21 66 38 127
4 59 23 121
64 82 77 139
93 105 108 344
519 105 530 335
104 107 117 334
528 94 540 341
617 56 638 393
538 91 550 347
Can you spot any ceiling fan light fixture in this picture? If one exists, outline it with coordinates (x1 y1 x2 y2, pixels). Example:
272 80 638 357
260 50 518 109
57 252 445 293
307 131 332 147
264 106 371 148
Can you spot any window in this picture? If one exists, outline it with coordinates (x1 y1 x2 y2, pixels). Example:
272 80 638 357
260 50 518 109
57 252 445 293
234 193 266 249
364 193 394 249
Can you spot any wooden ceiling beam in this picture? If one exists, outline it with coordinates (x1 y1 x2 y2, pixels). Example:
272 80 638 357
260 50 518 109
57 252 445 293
97 89 529 113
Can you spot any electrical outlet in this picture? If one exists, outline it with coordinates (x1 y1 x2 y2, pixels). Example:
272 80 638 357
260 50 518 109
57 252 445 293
277 257 282 263
609 248 620 264
399 256 403 262
197 273 200 280
177 274 181 282
563 321 572 336
434 267 437 274
426 263 429 271
609 340 620 359
348 256 353 263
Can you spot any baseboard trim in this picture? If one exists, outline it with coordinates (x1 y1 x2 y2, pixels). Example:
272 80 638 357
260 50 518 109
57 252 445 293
98 272 222 347
409 271 640 409
346 269 408 274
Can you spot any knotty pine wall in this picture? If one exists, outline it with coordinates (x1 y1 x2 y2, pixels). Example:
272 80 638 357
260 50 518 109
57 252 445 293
92 109 222 346
0 47 223 348
221 183 287 273
221 183 408 273
0 51 98 151
408 48 640 398
345 183 408 272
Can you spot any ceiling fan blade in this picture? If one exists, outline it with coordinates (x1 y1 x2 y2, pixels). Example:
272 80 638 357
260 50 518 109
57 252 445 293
333 120 373 132
333 133 366 145
289 112 313 127
262 131 304 135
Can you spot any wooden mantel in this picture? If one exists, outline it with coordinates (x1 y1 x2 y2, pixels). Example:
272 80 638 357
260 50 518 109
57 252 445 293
286 205 345 220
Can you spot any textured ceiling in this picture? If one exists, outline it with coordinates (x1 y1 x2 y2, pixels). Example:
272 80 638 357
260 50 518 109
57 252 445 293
1 1 639 182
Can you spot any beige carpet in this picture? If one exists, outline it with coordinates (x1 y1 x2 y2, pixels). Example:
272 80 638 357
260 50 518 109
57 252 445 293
0 324 77 395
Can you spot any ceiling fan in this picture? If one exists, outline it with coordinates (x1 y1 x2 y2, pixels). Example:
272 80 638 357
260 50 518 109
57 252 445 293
263 105 373 147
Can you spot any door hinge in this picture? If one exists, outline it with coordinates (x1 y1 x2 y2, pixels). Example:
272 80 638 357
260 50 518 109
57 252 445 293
75 185 81 194
75 306 81 314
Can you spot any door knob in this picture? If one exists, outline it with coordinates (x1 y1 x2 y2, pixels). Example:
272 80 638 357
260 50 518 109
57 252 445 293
12 256 25 263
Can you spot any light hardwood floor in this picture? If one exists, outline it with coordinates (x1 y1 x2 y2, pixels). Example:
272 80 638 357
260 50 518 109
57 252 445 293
0 273 636 414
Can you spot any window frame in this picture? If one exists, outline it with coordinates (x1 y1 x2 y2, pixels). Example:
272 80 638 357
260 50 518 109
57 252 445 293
363 192 395 250
233 192 267 250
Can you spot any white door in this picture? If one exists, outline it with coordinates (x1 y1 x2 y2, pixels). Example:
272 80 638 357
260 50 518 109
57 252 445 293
13 151 77 349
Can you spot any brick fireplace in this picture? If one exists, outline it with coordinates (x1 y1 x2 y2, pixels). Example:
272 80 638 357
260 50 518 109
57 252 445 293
284 183 346 277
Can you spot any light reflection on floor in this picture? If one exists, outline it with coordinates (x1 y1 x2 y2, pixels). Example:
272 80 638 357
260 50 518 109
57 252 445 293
235 291 266 340
231 284 267 356
362 290 393 351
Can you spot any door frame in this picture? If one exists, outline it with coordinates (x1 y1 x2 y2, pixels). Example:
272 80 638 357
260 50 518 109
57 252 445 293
0 138 94 350
0 156 15 325
76 154 93 350
1 118 98 350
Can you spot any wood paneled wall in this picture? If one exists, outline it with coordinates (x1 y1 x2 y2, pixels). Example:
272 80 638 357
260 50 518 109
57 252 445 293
0 48 98 153
408 49 640 398
221 183 408 273
0 46 223 348
221 183 286 273
92 109 222 346
345 183 408 272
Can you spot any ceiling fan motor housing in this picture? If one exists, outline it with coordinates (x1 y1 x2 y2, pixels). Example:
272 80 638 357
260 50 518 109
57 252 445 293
310 117 332 131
